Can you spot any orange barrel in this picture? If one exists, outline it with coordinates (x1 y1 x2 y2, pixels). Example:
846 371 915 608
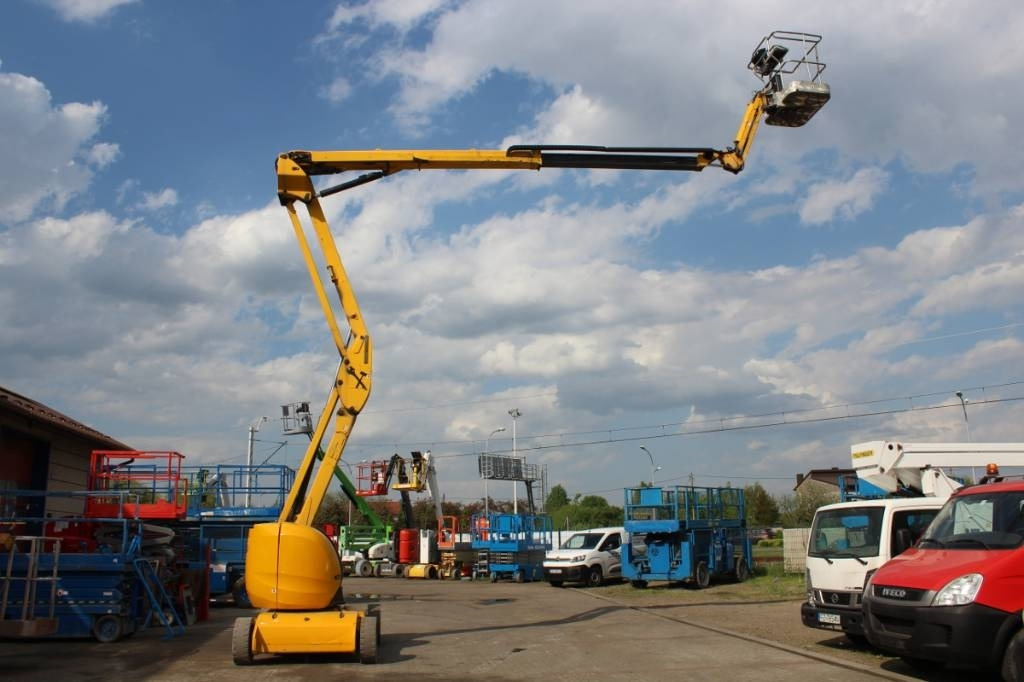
398 528 420 564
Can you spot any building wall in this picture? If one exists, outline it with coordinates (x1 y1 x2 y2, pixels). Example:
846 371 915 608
42 431 95 516
1 412 112 517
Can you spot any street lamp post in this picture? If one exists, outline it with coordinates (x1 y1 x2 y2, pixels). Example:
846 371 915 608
955 391 972 441
640 445 662 486
956 391 976 482
509 408 521 514
483 427 505 516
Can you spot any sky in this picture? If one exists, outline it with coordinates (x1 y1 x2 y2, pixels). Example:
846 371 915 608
2 0 1024 508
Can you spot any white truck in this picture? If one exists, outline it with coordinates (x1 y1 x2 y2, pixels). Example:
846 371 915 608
801 441 1024 642
543 527 626 588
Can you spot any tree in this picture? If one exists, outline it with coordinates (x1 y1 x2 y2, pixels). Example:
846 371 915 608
778 483 839 527
567 495 624 529
313 490 349 527
744 482 780 527
546 484 570 512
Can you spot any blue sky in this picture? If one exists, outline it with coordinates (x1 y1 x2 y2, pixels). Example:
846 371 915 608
3 0 1024 506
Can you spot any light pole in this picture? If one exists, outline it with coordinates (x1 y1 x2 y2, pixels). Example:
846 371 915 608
955 391 972 441
509 408 521 514
483 427 505 516
956 391 976 482
245 416 268 507
640 445 662 486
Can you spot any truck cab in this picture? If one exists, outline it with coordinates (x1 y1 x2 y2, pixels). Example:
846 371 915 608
801 440 1024 643
543 527 626 587
801 497 940 640
862 476 1024 677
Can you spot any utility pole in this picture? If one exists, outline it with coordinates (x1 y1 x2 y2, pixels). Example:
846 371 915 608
245 416 268 507
509 408 521 514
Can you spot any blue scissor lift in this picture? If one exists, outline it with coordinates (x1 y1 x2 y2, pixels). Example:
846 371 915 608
470 512 553 582
0 490 184 642
621 485 753 589
180 463 295 605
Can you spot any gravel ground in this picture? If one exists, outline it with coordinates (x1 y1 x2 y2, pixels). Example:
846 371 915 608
587 581 991 681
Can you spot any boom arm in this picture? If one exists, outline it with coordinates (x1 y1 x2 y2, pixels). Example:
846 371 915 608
277 31 827 203
851 441 1024 498
250 30 829 613
277 188 372 527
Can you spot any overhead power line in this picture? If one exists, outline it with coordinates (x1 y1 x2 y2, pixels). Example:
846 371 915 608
353 380 1024 458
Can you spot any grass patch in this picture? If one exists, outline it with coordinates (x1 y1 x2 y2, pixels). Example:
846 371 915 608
752 544 784 560
600 566 804 603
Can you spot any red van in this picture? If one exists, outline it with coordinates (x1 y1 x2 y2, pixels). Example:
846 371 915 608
862 476 1024 679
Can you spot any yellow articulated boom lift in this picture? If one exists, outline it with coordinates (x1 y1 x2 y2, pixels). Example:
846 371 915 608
232 30 829 665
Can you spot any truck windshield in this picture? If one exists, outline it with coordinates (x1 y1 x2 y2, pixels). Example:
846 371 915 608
919 490 1024 550
560 533 603 550
809 507 885 559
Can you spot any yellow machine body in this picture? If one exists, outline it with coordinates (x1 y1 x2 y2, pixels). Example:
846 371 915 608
251 609 362 655
245 522 342 610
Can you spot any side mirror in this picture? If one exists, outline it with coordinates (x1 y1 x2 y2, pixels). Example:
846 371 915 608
894 528 914 555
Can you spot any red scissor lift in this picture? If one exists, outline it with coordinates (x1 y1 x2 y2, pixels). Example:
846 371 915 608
84 450 199 629
85 450 188 520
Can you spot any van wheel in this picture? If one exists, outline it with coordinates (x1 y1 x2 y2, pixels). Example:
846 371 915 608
1002 630 1024 681
586 566 603 588
630 579 648 589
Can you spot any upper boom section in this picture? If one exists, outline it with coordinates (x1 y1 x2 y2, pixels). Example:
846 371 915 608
276 30 829 204
851 441 1024 497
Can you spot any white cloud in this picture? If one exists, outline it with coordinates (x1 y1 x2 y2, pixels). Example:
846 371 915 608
86 142 119 167
0 69 109 224
799 167 889 224
39 0 138 23
327 0 448 34
742 204 1024 406
137 188 178 212
320 77 352 103
318 1 1024 201
5 3 1024 503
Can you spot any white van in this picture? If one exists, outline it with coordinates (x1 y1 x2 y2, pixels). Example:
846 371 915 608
542 527 626 587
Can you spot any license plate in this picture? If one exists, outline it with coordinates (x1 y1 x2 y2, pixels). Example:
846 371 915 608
818 613 841 625
548 568 562 574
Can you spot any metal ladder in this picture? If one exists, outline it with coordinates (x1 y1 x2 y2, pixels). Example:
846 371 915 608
132 557 185 639
0 536 60 637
